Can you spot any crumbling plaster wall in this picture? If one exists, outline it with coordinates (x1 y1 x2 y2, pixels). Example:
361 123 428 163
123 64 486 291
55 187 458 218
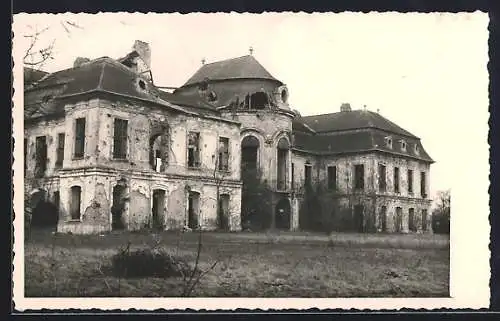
63 99 101 169
317 152 432 234
95 99 241 182
185 180 242 231
57 170 111 234
226 110 294 188
24 118 65 180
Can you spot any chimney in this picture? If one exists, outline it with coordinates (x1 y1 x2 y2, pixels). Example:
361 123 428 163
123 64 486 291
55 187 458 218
132 40 151 70
340 103 352 112
73 57 90 68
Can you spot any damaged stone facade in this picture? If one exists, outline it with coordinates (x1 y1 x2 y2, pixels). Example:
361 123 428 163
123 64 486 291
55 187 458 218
24 41 433 235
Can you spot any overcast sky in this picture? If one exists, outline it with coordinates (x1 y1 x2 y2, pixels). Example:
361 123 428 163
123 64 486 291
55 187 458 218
13 12 490 200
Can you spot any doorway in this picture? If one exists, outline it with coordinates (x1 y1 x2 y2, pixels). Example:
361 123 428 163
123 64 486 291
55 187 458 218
395 207 403 232
112 185 126 230
218 194 230 230
275 198 291 230
187 191 200 229
152 189 166 229
353 205 364 232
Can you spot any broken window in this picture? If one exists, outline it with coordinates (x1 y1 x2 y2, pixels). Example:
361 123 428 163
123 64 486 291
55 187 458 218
276 138 289 190
395 207 403 232
304 164 312 187
408 208 416 232
420 171 427 198
187 132 201 168
74 117 86 158
113 118 128 159
394 167 400 193
70 186 82 220
218 137 230 171
379 206 387 232
378 164 387 192
407 169 414 194
241 135 259 172
245 92 269 109
354 164 364 190
327 166 337 190
149 128 170 172
53 191 60 213
55 133 65 167
35 136 47 178
421 209 428 231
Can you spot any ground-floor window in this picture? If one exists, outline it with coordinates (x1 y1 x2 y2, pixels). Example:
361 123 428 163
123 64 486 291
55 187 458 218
395 207 403 232
408 208 416 232
422 209 428 231
70 186 82 220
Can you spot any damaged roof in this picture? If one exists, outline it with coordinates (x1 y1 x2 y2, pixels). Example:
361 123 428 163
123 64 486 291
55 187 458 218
292 112 433 162
181 55 282 87
299 110 418 138
24 67 49 87
24 57 221 120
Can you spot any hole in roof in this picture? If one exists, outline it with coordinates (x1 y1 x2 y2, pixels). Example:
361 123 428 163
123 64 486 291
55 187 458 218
208 91 218 102
138 79 146 90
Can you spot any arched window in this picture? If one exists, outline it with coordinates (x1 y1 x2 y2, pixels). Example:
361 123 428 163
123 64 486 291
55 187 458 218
241 135 260 172
70 186 82 220
276 137 289 190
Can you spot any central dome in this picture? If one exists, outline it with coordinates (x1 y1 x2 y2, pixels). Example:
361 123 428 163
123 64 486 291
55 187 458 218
174 55 291 111
181 55 282 87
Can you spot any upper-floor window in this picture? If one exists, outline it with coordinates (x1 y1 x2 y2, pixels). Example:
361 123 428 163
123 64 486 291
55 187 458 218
394 166 400 193
304 164 312 187
378 164 387 192
55 133 65 167
420 171 427 198
74 117 86 158
218 137 229 171
187 131 201 168
385 136 393 149
113 118 128 159
327 165 337 190
407 169 414 194
354 164 365 190
35 136 47 178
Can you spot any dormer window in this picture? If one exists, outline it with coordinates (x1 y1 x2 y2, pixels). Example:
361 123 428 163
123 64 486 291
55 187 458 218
414 144 420 155
385 136 393 149
400 140 407 152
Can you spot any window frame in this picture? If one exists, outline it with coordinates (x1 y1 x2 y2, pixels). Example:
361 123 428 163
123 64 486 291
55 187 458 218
73 117 86 159
112 118 129 160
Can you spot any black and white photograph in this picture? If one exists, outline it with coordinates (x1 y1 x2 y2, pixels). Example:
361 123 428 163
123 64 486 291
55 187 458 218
12 12 490 310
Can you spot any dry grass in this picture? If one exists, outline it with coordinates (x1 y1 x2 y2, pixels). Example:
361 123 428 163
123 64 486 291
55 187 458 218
24 229 450 297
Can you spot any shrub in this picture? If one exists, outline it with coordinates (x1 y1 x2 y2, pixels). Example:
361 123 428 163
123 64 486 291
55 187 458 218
110 244 193 278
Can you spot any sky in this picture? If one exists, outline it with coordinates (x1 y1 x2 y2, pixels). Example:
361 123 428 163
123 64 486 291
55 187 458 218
13 12 490 201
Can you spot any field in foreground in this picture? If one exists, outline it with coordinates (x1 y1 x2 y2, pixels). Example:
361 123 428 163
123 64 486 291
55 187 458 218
24 229 450 297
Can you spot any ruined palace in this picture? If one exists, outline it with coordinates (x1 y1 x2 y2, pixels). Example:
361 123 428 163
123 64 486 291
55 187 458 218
24 40 434 234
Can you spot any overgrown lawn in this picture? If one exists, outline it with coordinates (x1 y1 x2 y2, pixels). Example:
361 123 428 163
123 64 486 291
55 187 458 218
24 229 450 297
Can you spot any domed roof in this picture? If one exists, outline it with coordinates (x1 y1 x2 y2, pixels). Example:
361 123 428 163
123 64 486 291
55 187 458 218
181 55 282 87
